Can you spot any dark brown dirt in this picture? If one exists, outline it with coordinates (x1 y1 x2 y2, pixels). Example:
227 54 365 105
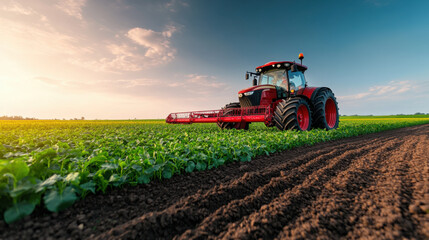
1 124 428 240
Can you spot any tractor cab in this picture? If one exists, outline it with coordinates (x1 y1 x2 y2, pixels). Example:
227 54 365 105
257 65 307 92
240 61 308 107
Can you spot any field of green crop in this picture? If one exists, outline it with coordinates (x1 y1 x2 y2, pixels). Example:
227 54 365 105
1 116 429 223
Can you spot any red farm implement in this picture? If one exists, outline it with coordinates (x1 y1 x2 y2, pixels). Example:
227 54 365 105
166 53 339 131
166 106 272 130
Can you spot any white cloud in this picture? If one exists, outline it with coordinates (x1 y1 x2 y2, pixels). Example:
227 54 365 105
127 25 177 64
69 43 144 73
2 1 36 15
34 76 160 91
0 18 91 56
338 80 416 101
72 25 179 73
56 0 87 20
184 74 226 89
107 43 136 57
337 80 429 115
166 74 230 98
1 1 48 22
116 79 160 88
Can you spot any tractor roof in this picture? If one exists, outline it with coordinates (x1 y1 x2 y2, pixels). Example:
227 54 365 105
256 61 307 71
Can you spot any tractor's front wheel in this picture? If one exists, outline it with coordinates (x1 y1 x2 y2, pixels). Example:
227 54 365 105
312 89 339 130
274 97 312 131
217 102 249 130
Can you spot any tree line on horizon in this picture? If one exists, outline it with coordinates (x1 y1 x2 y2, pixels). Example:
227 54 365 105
0 116 85 120
0 116 38 120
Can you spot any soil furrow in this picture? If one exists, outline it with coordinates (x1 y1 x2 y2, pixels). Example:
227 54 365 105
345 133 428 239
408 134 429 238
216 136 402 239
274 135 410 239
175 136 395 239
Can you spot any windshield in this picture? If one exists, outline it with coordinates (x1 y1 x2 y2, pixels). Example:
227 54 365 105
259 69 288 89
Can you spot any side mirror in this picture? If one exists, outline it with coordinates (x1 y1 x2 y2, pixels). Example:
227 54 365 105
291 64 298 72
245 73 249 80
253 77 257 86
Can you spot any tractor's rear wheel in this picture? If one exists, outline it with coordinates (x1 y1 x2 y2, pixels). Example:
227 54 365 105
274 97 312 131
217 102 249 130
312 88 339 130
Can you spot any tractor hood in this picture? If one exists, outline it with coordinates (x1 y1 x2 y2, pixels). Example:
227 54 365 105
238 84 276 94
238 85 278 107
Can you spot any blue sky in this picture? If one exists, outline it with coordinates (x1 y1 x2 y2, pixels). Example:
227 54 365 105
1 0 428 119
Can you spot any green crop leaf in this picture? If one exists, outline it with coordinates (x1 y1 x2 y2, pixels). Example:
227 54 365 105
44 187 78 212
109 174 127 187
101 163 118 171
9 181 34 198
0 159 8 172
196 162 207 171
36 174 62 192
3 173 16 183
144 164 162 175
162 167 172 179
137 174 151 184
119 161 127 169
11 160 30 181
80 181 96 194
131 164 142 172
64 172 80 185
109 174 119 183
34 148 57 162
185 161 195 173
4 202 36 224
240 155 252 162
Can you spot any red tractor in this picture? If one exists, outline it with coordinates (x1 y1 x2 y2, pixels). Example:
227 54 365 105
166 53 339 131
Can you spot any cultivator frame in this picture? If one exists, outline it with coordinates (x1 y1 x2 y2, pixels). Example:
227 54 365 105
166 105 273 126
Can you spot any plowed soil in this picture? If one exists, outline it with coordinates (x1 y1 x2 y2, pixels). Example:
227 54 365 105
1 124 429 240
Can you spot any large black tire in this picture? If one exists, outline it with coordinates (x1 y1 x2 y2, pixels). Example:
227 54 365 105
274 97 312 131
312 88 339 130
217 102 249 130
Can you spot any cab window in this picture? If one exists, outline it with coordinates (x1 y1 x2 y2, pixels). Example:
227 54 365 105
259 69 287 88
288 71 306 91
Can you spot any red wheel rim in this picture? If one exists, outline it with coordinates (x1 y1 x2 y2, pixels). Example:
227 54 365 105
297 104 310 130
325 98 337 128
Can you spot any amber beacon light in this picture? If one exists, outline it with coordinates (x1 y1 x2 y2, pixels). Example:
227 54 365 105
299 53 304 65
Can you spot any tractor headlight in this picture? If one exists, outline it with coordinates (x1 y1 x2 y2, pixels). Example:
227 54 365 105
238 93 243 97
244 91 254 96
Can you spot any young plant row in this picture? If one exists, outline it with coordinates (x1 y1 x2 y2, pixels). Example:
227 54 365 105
1 117 429 223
